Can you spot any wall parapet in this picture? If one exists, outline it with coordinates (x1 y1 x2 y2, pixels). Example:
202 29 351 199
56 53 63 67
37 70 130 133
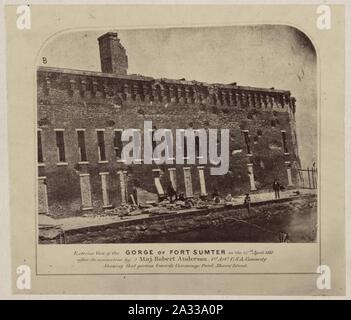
37 66 296 113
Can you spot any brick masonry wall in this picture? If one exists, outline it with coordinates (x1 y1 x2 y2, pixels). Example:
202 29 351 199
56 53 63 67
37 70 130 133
37 68 300 217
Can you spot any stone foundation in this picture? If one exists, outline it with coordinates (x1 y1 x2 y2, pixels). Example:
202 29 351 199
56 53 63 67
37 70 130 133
39 194 316 244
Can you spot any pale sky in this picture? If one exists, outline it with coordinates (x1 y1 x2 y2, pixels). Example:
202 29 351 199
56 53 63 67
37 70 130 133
40 25 317 167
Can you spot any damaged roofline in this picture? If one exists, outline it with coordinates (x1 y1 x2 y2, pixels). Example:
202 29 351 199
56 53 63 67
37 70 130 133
37 66 291 94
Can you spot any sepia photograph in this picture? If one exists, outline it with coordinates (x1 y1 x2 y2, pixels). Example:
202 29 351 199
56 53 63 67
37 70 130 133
36 26 318 244
3 2 348 296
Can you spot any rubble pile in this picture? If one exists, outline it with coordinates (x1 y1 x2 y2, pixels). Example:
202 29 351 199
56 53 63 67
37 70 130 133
104 204 140 218
100 196 213 218
79 190 301 220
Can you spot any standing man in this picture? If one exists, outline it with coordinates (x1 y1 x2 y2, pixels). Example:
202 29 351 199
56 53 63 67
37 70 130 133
212 188 220 203
167 181 177 203
273 179 280 199
132 186 139 206
244 193 251 214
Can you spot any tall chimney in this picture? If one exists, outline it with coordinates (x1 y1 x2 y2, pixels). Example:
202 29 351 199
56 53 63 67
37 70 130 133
98 32 128 75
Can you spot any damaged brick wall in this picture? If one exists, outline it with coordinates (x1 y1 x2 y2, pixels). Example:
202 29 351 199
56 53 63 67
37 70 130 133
37 67 300 217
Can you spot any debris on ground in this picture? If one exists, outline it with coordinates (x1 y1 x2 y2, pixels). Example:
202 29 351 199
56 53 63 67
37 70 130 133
39 224 65 243
196 199 209 209
75 189 309 220
104 204 134 218
146 207 172 216
82 212 96 218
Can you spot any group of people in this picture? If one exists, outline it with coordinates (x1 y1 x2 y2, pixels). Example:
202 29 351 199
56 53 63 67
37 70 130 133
164 179 283 204
166 182 179 203
164 178 288 242
243 179 283 213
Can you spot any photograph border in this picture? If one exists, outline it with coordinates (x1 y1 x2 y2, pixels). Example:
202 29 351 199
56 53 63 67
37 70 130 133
34 21 322 276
